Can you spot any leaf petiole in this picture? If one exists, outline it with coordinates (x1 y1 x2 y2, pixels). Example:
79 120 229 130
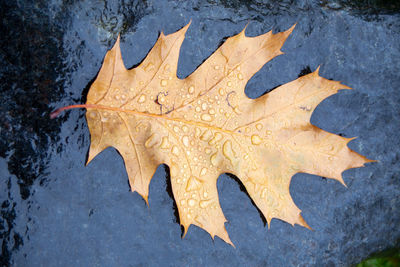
50 104 96 119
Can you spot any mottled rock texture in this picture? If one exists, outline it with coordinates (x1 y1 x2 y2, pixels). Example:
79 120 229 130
1 0 399 266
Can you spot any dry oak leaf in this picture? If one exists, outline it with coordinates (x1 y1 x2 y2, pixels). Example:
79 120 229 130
53 22 374 246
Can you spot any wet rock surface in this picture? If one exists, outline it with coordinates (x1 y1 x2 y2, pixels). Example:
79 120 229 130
1 0 399 266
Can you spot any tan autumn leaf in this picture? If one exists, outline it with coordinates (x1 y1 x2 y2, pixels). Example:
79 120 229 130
54 22 374 246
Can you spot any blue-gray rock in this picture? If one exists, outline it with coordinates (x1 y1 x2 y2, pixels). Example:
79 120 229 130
1 0 399 266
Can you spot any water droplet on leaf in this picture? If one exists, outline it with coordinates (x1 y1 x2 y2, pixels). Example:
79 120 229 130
251 135 262 145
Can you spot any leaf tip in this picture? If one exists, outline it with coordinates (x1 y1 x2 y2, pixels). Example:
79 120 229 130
345 136 357 144
340 83 352 90
360 155 378 166
143 195 149 207
227 238 236 248
365 158 378 164
298 214 313 230
314 65 321 76
337 176 347 188
266 218 272 229
180 20 192 35
113 34 121 50
240 21 249 37
335 80 353 91
181 224 189 239
285 23 297 36
218 226 235 247
86 151 96 166
86 143 103 166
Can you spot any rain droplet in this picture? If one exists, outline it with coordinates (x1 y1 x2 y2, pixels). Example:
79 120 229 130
182 136 189 147
256 123 263 130
201 114 212 122
251 135 262 145
160 79 168 87
218 88 224 96
188 86 195 94
203 191 208 198
138 94 146 103
144 62 154 71
160 136 170 149
195 106 201 112
89 111 97 118
261 188 267 199
254 183 260 193
205 148 211 154
208 132 223 145
209 108 215 115
173 126 180 133
200 130 213 141
201 103 208 111
182 125 188 132
237 73 243 80
227 81 232 87
210 153 218 166
200 167 207 176
145 134 159 148
222 140 235 164
186 176 201 191
180 199 186 206
188 199 196 207
233 106 242 114
171 145 180 156
195 128 201 137
199 199 213 209
214 65 220 70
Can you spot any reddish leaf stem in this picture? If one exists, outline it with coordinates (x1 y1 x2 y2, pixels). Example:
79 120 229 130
50 104 98 119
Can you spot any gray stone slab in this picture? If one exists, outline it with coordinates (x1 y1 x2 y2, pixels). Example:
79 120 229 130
1 0 399 266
